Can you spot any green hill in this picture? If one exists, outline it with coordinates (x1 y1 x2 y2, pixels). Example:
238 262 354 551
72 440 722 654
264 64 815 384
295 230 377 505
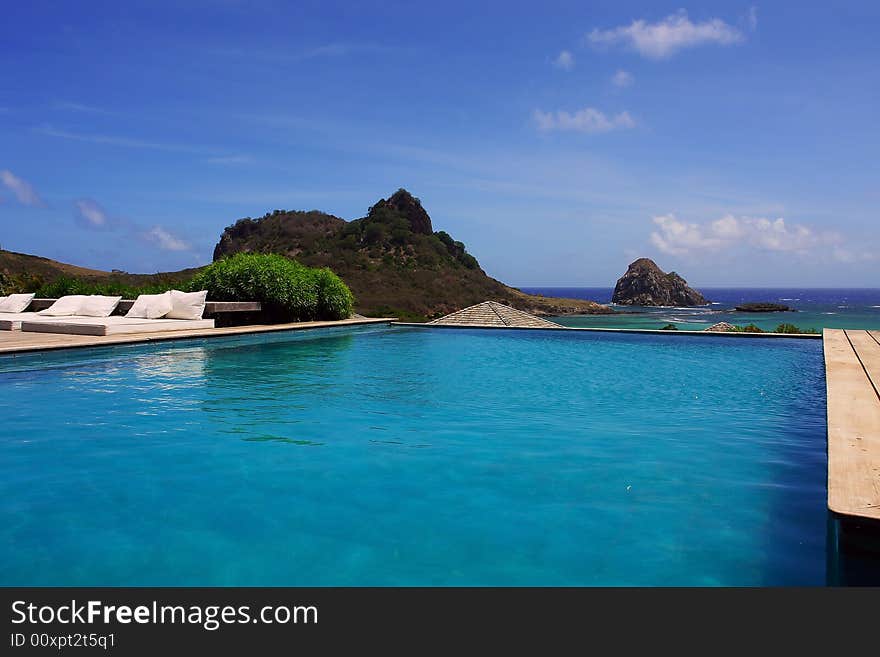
1 189 611 320
213 189 611 320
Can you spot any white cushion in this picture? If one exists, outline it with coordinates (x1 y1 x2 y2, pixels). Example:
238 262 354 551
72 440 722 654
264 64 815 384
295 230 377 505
0 293 35 313
22 317 215 336
39 295 88 316
165 290 207 320
125 292 173 319
78 295 122 317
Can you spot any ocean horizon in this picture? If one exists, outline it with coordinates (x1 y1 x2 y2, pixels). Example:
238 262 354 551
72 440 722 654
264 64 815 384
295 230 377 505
520 287 880 332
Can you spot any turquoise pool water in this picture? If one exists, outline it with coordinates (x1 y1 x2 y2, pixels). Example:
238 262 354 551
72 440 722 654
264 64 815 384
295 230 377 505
0 326 827 585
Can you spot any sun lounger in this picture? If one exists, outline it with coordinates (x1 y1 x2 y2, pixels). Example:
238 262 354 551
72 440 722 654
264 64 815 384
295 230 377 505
0 312 54 331
20 316 215 336
0 312 116 331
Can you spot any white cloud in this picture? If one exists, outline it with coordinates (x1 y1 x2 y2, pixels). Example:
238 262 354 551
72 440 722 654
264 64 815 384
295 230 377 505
205 155 254 165
649 213 845 257
534 107 635 134
747 6 759 31
612 69 634 88
0 169 46 207
650 214 726 254
37 125 204 153
144 226 190 251
54 101 109 114
303 43 354 58
553 50 575 71
587 10 745 59
299 43 393 60
71 196 195 254
830 247 876 264
74 198 110 228
209 42 397 64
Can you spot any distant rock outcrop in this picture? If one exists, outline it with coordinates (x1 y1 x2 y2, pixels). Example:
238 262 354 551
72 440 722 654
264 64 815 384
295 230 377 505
734 302 793 313
611 258 708 307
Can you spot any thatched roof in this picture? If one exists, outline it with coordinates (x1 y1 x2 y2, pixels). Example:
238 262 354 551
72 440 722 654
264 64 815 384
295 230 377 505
705 322 737 332
428 301 561 329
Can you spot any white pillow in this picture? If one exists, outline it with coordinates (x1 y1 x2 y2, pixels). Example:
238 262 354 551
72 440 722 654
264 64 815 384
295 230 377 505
78 295 122 317
0 293 35 313
39 295 88 316
126 292 173 319
165 290 207 320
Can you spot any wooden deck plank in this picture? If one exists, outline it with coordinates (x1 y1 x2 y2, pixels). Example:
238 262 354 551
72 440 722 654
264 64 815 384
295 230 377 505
824 329 880 521
846 330 880 397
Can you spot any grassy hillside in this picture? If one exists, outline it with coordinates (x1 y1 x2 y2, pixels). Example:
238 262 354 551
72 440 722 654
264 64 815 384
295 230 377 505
0 250 109 282
213 189 610 320
0 249 200 296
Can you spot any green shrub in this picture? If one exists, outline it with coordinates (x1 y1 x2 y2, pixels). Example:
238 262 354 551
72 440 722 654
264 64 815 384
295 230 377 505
0 270 45 294
369 305 426 322
458 253 479 269
775 323 800 334
313 266 355 320
363 223 387 245
188 253 354 321
433 230 478 269
0 271 14 295
774 323 819 335
732 323 765 333
391 228 409 245
36 277 91 297
36 276 172 298
660 323 678 330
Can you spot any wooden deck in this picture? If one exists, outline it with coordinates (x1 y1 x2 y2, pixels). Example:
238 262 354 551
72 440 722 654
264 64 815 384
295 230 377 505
824 329 880 521
0 317 395 355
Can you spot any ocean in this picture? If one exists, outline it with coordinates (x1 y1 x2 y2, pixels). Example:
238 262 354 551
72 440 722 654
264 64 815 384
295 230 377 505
519 288 880 332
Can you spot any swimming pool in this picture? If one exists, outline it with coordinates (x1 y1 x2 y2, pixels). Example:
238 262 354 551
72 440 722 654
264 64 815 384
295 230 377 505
0 325 828 585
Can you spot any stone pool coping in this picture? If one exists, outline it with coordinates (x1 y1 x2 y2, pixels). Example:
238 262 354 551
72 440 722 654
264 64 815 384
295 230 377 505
393 322 823 338
0 317 397 356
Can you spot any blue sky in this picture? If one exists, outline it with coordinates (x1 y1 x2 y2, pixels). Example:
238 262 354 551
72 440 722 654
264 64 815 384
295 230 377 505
1 1 877 286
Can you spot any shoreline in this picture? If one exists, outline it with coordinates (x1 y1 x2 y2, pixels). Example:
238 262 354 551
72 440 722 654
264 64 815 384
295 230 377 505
392 322 822 339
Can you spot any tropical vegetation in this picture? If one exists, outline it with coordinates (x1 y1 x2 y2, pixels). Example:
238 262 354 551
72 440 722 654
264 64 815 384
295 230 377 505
189 253 354 321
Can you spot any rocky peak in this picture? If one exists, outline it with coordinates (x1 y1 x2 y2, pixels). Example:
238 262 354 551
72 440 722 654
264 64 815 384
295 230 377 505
611 258 708 306
370 189 433 235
